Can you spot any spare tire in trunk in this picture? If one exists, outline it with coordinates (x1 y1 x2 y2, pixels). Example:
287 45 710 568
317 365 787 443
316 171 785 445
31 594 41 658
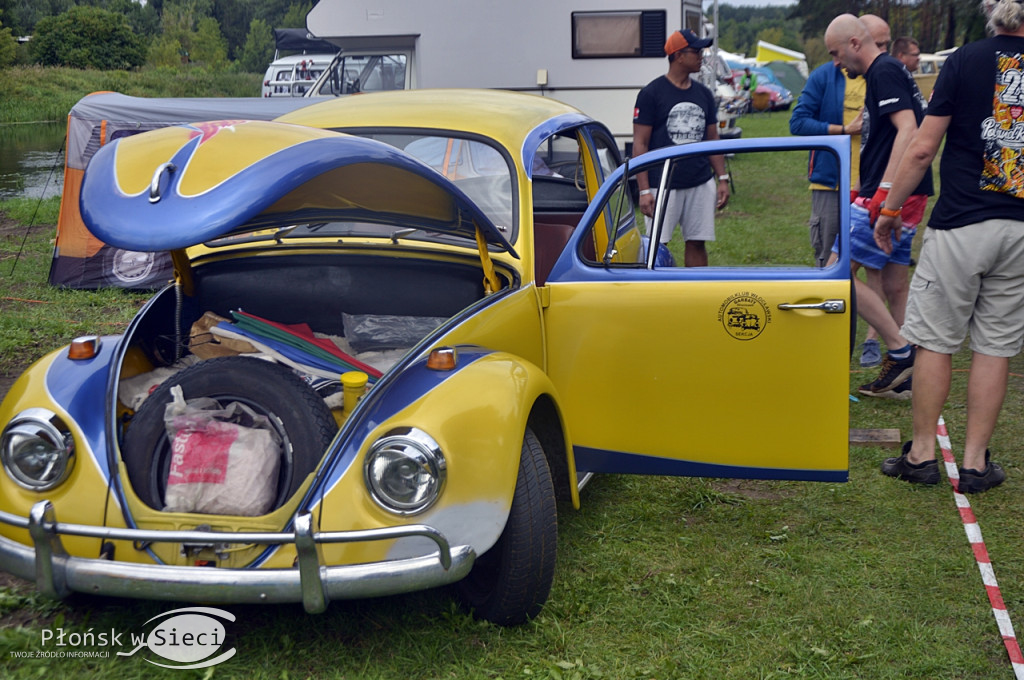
122 356 337 512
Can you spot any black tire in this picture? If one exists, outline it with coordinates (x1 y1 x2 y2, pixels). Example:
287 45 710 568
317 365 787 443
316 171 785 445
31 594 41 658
122 356 337 511
455 427 557 625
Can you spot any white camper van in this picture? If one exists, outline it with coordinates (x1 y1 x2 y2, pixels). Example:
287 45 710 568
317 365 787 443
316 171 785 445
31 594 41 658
262 28 340 98
303 0 738 151
263 54 336 97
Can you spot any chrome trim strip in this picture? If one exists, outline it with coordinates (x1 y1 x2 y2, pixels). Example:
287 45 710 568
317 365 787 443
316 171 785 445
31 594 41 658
0 501 475 612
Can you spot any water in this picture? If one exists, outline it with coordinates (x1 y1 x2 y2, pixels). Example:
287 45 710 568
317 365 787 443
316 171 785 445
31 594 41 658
0 122 66 200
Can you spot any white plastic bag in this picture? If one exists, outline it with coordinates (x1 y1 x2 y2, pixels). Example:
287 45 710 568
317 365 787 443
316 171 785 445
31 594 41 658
162 385 282 516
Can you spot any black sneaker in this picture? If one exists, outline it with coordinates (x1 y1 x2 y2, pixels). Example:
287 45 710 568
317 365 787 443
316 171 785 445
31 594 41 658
873 375 912 400
881 441 940 485
958 450 1006 494
859 347 915 397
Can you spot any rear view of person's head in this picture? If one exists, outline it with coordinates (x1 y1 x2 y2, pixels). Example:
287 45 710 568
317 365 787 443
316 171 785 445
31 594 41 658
983 0 1024 34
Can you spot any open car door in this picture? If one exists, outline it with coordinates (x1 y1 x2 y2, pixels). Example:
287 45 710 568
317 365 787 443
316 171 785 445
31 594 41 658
543 136 852 482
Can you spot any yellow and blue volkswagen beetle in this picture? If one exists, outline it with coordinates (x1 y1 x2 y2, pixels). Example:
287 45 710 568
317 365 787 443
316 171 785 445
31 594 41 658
0 90 853 625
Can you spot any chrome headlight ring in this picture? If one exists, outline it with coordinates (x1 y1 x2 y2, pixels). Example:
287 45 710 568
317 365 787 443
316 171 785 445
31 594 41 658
364 427 446 515
1 408 75 491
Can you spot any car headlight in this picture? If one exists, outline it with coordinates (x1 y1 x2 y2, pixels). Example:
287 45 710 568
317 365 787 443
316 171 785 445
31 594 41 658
364 427 446 515
1 409 75 491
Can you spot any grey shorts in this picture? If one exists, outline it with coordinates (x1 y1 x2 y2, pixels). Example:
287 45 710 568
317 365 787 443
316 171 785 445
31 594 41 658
902 219 1024 357
646 179 717 244
809 189 840 267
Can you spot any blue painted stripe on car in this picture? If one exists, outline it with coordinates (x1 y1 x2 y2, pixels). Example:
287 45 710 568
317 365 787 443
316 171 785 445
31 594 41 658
573 446 848 483
45 341 116 479
308 346 493 497
244 346 493 568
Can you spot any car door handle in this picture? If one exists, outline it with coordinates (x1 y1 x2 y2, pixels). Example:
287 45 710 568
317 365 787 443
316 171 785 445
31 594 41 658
778 299 846 313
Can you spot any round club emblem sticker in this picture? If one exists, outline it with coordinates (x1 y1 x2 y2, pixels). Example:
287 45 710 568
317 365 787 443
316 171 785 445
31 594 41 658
718 292 771 340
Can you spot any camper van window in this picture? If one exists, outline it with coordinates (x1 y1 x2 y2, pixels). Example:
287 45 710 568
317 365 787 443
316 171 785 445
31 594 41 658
571 10 666 58
321 54 408 95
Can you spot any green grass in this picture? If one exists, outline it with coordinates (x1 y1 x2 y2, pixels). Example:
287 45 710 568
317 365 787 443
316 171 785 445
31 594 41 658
0 65 264 124
0 197 149 375
2 108 1024 679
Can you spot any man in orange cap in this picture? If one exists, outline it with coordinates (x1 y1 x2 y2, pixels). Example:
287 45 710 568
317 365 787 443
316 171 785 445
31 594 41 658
632 29 730 267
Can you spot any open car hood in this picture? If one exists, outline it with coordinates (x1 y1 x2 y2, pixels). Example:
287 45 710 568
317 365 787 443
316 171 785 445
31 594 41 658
80 120 515 256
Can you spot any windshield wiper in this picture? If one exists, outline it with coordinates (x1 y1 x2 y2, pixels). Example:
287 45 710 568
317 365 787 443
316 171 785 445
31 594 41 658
390 227 421 243
273 223 328 243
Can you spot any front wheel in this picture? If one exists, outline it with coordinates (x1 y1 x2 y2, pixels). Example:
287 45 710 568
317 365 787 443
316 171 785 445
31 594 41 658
455 427 557 625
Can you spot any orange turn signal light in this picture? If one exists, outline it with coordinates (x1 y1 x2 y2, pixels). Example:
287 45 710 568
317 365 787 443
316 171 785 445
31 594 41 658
68 336 101 360
426 347 457 371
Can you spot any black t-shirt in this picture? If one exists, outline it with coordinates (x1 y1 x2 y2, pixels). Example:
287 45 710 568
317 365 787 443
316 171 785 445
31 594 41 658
633 75 717 189
860 54 933 199
926 35 1024 229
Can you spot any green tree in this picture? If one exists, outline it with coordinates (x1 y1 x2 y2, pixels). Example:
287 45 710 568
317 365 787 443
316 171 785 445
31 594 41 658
30 5 145 69
212 0 256 61
786 0 987 53
254 0 298 28
238 17 274 74
104 0 161 40
153 0 228 68
281 1 312 29
789 0 868 42
802 36 829 69
190 15 229 67
0 0 74 35
148 35 186 68
0 17 15 68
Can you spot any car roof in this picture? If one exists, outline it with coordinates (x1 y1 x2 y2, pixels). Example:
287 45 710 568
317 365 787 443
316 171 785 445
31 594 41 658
278 89 596 161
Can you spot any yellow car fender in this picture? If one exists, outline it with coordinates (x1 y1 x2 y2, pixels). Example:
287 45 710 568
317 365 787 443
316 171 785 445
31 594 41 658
312 350 574 568
0 347 113 558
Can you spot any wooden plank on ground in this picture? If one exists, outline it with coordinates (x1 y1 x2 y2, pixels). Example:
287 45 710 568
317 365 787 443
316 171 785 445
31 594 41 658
849 428 901 448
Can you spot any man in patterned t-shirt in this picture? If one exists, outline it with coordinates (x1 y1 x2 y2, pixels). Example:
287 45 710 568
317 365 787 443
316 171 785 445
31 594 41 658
874 0 1024 493
632 29 730 267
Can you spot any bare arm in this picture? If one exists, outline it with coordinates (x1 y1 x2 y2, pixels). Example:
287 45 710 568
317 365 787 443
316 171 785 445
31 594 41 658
706 124 730 209
874 115 949 253
879 108 920 186
632 123 655 217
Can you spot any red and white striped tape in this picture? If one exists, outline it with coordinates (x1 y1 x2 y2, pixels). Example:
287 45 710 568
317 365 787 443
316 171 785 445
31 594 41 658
936 416 1024 679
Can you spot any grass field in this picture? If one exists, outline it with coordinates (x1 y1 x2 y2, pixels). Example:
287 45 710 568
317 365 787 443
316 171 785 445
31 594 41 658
1 111 1023 679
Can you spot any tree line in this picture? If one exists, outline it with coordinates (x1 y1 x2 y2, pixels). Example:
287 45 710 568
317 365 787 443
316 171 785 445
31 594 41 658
720 0 987 68
0 0 313 72
0 0 996 74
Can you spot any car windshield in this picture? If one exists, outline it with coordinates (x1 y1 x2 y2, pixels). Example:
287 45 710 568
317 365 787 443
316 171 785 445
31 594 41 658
359 132 516 233
205 132 516 250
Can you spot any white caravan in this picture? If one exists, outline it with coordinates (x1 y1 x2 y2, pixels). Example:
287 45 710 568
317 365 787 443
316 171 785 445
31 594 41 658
262 29 340 98
263 54 336 97
303 0 737 152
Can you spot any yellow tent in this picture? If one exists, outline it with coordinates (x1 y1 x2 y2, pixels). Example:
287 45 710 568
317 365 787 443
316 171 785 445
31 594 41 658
754 41 808 77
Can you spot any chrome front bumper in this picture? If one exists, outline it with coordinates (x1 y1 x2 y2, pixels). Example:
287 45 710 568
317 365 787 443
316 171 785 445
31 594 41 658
0 501 475 613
